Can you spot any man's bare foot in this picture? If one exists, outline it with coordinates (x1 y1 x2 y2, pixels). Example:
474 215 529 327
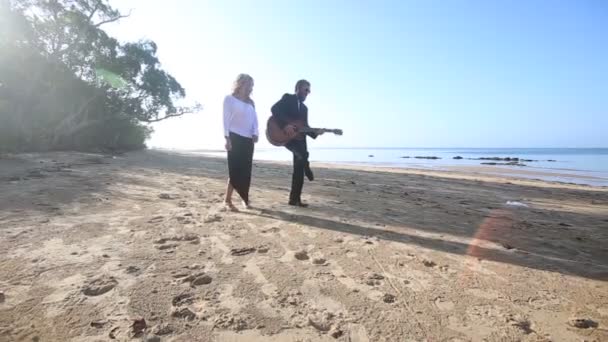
288 200 309 208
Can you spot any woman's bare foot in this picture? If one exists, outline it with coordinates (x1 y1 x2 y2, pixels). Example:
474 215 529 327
223 201 238 212
241 200 252 210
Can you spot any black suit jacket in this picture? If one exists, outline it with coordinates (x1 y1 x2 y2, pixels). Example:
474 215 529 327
271 93 318 139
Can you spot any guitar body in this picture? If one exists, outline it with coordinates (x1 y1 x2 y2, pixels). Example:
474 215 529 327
266 116 343 147
265 116 307 146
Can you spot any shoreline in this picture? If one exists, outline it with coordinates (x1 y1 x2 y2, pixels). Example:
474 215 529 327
173 149 608 189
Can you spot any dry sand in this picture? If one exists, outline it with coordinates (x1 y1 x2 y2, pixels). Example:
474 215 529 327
0 150 607 341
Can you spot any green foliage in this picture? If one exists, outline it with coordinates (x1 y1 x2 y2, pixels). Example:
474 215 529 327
0 0 200 153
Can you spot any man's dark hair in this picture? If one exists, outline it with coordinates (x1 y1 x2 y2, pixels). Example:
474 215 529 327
295 79 310 92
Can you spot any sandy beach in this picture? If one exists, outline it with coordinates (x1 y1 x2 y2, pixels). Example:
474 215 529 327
0 150 607 342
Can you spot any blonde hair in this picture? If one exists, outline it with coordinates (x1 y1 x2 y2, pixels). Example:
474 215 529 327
232 73 254 97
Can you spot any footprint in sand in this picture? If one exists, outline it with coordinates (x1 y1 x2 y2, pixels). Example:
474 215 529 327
176 215 193 224
312 257 328 266
330 264 384 301
82 276 118 296
125 266 140 274
260 225 281 234
310 251 329 266
295 250 310 261
382 293 396 303
363 273 384 287
153 233 200 250
230 247 256 256
170 292 197 320
175 272 213 287
434 297 455 311
204 213 222 223
155 243 178 251
422 259 437 267
466 288 501 300
209 235 234 264
243 259 278 298
172 292 195 306
148 215 164 224
172 307 197 320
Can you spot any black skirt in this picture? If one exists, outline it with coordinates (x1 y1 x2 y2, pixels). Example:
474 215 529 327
227 132 254 204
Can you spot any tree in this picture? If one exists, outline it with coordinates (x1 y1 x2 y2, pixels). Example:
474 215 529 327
0 0 201 153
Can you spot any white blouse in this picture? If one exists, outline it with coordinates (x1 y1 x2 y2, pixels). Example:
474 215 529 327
223 95 259 139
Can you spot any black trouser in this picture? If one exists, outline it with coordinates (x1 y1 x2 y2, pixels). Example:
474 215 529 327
227 132 254 204
285 138 309 203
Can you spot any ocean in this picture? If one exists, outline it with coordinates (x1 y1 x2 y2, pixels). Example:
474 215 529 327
188 147 608 187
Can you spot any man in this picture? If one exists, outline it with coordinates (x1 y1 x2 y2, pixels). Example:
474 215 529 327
271 79 323 207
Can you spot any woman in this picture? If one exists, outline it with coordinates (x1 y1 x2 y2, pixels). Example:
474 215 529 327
223 73 259 210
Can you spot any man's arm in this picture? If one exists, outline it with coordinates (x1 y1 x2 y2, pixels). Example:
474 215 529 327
303 108 318 139
271 93 291 129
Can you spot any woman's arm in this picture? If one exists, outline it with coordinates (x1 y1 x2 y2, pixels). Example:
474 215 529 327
223 96 233 150
223 96 235 137
252 109 259 142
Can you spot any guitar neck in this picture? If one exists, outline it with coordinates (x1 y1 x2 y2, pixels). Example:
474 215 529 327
299 127 332 133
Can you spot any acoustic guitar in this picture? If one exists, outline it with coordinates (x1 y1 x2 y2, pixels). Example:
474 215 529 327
265 116 343 146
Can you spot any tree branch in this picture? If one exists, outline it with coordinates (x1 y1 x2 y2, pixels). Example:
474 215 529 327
93 9 131 27
86 1 101 21
142 104 202 123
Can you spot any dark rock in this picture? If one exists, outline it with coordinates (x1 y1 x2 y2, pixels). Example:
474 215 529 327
481 162 526 166
415 156 441 159
453 156 463 160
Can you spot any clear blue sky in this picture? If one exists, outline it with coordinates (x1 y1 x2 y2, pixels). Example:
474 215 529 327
106 0 607 149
